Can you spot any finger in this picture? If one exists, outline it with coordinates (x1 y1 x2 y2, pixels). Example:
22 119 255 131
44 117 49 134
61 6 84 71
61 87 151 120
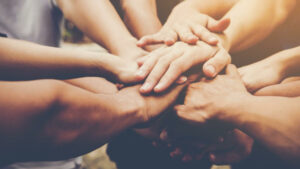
136 48 166 81
176 105 208 124
137 33 165 47
226 64 240 78
154 52 199 93
209 151 241 165
174 24 198 44
136 55 149 67
207 18 231 33
142 51 182 93
176 76 188 84
191 24 218 45
203 48 231 78
164 29 178 46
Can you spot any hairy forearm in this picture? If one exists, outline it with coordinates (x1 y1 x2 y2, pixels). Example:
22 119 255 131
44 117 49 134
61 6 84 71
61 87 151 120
221 0 297 52
57 0 138 55
121 0 162 38
225 95 300 166
0 38 123 81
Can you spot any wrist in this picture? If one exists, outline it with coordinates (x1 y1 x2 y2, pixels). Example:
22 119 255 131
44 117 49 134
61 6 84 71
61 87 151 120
217 93 254 126
278 47 300 77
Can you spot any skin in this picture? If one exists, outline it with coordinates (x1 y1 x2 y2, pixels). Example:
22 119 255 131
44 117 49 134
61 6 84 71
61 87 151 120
239 46 300 92
0 75 191 166
136 41 231 94
175 65 300 167
0 38 138 83
135 0 297 94
56 0 162 60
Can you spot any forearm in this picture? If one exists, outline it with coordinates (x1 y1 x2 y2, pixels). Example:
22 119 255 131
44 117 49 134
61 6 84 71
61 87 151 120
121 0 162 39
0 80 142 163
221 0 297 52
278 46 300 77
57 0 138 56
181 0 239 19
225 95 300 166
0 38 123 81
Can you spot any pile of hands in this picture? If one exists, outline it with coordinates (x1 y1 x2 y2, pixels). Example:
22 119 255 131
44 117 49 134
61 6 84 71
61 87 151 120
114 8 285 165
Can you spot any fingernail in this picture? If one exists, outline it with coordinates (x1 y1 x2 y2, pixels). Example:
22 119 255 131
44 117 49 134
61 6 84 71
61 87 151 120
205 65 216 77
140 82 152 92
160 130 168 141
209 37 218 43
176 76 187 84
135 70 146 78
154 83 164 92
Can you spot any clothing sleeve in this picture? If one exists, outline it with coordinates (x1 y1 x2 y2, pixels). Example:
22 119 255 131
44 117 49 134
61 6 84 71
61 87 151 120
51 0 58 8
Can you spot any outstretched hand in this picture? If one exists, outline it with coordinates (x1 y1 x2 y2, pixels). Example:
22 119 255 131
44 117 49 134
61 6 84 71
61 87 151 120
135 42 231 94
137 8 230 47
176 64 249 125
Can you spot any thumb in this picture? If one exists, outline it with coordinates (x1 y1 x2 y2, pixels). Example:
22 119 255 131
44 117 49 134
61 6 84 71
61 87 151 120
207 18 231 33
203 48 231 78
226 64 241 78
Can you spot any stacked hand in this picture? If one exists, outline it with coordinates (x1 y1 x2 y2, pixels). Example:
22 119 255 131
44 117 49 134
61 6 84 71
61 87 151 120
135 41 231 94
137 7 230 46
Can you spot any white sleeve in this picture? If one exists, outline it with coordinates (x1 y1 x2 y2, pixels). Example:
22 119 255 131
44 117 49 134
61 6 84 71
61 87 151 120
51 0 58 8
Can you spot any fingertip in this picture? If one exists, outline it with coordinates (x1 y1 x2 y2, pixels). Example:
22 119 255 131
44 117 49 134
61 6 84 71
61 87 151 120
203 64 217 78
208 37 219 45
165 39 175 46
139 82 153 94
154 83 165 93
176 76 187 84
135 70 147 80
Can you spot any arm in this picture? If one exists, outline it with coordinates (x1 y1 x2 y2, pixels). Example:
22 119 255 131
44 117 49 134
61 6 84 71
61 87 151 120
56 0 146 59
120 0 162 39
0 78 187 164
0 38 138 83
181 0 239 19
239 46 300 92
221 0 297 52
177 65 300 167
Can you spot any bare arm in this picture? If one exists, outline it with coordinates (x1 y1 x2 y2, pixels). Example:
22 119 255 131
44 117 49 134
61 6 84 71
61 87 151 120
178 65 300 167
0 78 187 164
173 0 297 53
221 0 297 52
120 0 162 39
56 0 146 59
182 0 239 19
0 38 138 83
239 46 300 92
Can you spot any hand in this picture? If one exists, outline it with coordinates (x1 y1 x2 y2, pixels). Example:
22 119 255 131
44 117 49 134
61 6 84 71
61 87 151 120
136 41 231 94
113 58 140 83
238 54 286 93
137 7 230 47
117 45 149 61
208 129 254 165
176 65 249 124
